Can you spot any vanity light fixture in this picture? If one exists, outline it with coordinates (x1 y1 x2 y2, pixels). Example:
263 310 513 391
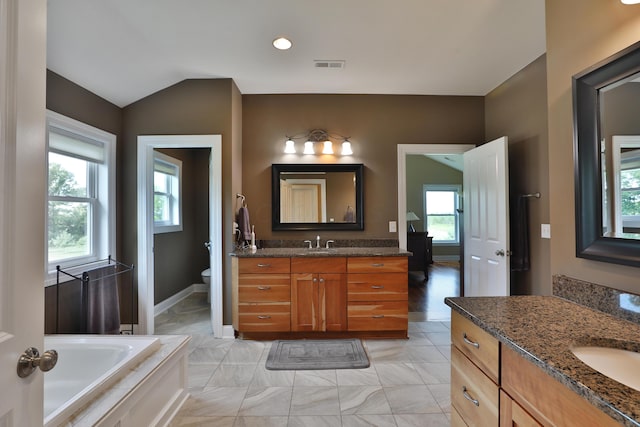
283 128 354 156
303 141 315 155
284 138 296 154
273 37 292 50
621 0 640 3
341 140 353 155
322 140 334 154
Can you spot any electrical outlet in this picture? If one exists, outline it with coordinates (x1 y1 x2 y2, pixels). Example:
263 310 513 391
541 223 551 239
389 221 397 233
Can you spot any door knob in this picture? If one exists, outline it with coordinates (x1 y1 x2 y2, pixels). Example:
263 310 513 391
495 249 512 257
17 347 58 378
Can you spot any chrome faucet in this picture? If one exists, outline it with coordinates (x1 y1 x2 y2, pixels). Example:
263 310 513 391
316 235 321 248
304 239 313 249
325 240 335 249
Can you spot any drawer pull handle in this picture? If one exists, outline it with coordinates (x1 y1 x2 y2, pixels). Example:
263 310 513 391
257 315 271 320
257 286 271 291
257 263 272 268
462 386 479 406
463 333 480 349
372 315 385 319
371 285 384 289
371 263 385 267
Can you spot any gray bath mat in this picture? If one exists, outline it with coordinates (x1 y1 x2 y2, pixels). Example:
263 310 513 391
266 339 369 370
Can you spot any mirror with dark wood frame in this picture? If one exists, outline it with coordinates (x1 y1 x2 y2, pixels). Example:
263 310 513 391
573 40 640 267
272 163 364 231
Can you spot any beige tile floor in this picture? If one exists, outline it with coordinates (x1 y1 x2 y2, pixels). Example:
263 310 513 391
158 293 452 427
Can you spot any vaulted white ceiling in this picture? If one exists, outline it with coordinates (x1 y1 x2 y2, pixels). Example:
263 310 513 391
47 0 546 107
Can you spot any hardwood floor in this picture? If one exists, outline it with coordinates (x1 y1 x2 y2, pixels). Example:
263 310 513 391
408 261 460 321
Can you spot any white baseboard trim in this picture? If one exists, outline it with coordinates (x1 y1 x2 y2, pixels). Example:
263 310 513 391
433 255 460 262
155 284 203 316
222 324 235 339
192 283 208 293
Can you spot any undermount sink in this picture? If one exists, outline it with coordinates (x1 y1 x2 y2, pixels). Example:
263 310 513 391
571 346 640 391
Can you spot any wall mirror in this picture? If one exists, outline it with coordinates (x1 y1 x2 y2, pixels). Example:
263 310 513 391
272 163 364 231
573 40 640 267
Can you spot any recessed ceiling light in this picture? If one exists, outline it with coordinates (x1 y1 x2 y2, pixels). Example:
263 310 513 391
273 37 292 50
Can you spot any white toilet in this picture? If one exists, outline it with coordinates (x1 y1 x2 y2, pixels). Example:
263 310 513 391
201 268 211 302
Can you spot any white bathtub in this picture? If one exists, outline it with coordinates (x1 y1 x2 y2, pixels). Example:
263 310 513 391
44 335 161 427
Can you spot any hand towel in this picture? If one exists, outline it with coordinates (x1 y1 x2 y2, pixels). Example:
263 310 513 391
237 206 252 241
510 196 530 271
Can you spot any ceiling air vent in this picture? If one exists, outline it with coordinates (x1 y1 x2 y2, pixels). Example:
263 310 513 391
314 60 345 69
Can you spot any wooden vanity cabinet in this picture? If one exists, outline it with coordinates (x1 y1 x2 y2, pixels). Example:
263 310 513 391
291 257 347 332
451 311 621 427
347 257 408 332
234 257 291 332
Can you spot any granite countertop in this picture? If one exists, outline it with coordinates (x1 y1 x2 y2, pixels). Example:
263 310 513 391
230 247 411 258
445 296 640 426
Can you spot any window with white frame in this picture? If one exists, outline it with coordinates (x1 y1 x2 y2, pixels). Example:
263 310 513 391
46 111 115 272
153 151 182 233
423 184 461 244
620 149 640 230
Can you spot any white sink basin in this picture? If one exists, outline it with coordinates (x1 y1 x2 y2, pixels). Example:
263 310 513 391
571 346 640 391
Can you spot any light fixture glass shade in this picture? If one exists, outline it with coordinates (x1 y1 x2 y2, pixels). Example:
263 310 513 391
622 0 640 3
303 141 315 154
284 139 296 154
322 140 334 154
406 211 420 221
341 140 353 155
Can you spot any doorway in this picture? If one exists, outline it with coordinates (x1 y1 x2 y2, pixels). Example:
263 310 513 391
137 135 223 336
397 144 474 319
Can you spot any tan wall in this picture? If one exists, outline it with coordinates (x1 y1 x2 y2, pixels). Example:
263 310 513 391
546 0 640 293
485 55 550 295
122 79 240 323
242 94 484 242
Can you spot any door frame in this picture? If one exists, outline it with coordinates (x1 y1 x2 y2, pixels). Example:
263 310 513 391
137 135 223 336
397 144 475 249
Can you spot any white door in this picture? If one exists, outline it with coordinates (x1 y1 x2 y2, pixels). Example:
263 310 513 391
0 0 47 423
291 185 320 222
463 137 510 296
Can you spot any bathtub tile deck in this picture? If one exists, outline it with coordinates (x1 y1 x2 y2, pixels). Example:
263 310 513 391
161 292 452 427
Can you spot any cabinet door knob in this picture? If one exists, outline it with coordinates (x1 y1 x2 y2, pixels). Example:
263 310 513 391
371 263 384 267
257 286 271 291
372 315 385 319
257 315 271 320
371 285 384 289
257 263 272 268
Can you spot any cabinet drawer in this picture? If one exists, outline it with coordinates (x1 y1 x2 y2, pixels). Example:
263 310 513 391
451 311 499 383
347 301 407 331
291 257 346 273
238 257 290 274
451 346 499 427
238 274 290 302
347 273 407 301
238 302 291 332
347 257 408 273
